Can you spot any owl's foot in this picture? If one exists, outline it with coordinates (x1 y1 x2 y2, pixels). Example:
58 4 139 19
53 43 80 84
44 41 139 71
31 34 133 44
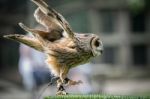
56 85 68 95
64 78 83 86
68 80 83 85
56 90 68 95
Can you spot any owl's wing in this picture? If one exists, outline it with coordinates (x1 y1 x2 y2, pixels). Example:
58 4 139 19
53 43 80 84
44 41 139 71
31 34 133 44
32 0 75 39
3 34 44 52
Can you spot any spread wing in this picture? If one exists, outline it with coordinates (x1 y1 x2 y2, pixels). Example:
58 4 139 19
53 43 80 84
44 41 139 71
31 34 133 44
32 0 75 40
3 0 75 52
3 34 44 52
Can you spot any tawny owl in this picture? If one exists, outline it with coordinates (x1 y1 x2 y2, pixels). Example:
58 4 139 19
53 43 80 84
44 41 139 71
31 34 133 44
4 0 103 95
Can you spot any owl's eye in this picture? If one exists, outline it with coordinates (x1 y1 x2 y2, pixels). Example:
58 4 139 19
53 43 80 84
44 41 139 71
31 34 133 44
91 37 100 48
84 34 89 37
94 40 100 47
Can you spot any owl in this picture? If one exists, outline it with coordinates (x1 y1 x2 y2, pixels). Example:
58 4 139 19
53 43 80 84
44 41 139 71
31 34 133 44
4 0 103 95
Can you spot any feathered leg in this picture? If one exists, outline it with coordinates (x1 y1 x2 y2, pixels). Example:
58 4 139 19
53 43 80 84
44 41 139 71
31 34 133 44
56 66 69 95
56 79 67 95
56 66 81 95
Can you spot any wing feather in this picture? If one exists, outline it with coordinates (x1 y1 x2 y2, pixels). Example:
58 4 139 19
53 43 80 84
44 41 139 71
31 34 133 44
32 0 74 39
3 34 44 52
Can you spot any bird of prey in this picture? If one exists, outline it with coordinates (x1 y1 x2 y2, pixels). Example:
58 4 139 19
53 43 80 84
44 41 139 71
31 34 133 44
4 0 103 95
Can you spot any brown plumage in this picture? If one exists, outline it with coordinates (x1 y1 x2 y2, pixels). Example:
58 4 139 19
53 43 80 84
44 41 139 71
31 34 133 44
3 0 103 95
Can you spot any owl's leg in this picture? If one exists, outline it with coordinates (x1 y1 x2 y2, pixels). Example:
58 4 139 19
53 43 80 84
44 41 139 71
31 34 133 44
64 78 83 86
56 68 68 95
56 78 68 95
59 66 82 86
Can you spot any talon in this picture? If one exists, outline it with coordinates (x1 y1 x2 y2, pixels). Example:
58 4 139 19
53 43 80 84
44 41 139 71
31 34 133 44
58 85 65 91
56 90 68 95
78 80 83 84
66 79 83 86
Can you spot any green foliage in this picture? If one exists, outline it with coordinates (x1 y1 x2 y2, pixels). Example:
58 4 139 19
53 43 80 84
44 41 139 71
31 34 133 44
45 94 150 99
128 0 145 14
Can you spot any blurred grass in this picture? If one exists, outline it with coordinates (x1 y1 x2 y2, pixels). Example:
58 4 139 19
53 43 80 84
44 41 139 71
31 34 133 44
45 94 150 99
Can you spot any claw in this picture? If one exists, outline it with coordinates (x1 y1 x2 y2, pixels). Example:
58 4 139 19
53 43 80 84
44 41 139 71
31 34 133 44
56 90 68 95
66 80 83 86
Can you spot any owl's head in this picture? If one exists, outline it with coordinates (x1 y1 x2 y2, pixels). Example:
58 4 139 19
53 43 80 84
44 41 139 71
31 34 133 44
75 33 103 57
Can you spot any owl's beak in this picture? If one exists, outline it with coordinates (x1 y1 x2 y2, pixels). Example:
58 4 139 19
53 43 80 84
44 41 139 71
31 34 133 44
100 49 103 54
97 42 103 55
99 41 103 54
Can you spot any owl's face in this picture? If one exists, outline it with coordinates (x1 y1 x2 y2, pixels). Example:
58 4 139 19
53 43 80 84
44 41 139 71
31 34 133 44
90 35 103 56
